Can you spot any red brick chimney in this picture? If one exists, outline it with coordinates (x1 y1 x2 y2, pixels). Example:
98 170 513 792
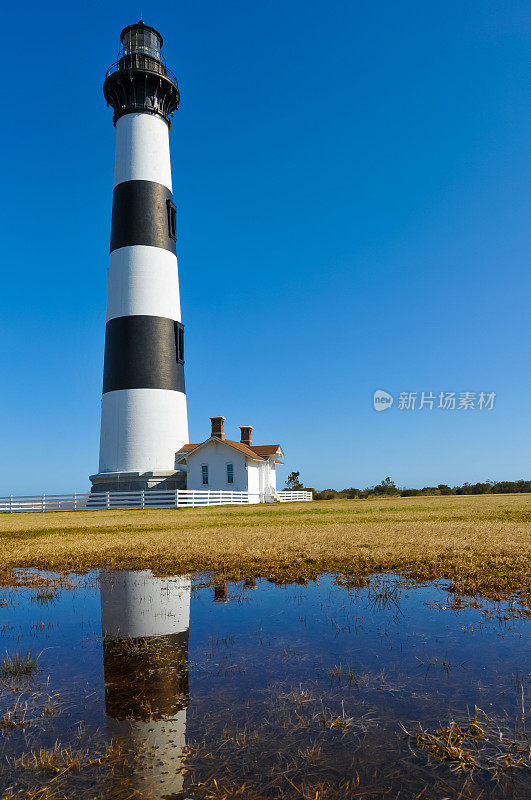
240 425 253 447
210 416 225 440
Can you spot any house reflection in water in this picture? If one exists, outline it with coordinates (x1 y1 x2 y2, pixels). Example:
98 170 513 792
213 583 228 602
100 571 190 797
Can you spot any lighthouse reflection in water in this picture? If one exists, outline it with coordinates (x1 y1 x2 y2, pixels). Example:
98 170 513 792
100 571 190 796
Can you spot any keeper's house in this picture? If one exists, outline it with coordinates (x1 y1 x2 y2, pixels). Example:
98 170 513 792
175 417 284 503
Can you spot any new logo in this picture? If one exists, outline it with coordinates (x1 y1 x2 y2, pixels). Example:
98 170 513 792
373 390 394 412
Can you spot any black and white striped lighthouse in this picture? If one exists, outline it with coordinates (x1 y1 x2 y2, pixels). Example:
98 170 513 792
90 21 189 493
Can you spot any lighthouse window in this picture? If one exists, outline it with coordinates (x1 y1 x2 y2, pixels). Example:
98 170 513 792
227 463 234 484
167 200 177 241
174 322 184 364
122 27 161 60
201 465 209 485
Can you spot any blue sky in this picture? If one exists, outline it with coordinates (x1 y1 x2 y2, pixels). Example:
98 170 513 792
1 1 529 493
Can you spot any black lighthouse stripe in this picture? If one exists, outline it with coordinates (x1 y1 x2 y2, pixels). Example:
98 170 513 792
103 630 189 720
103 315 185 393
110 180 176 254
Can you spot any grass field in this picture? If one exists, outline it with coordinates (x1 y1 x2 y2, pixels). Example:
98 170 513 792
0 494 529 601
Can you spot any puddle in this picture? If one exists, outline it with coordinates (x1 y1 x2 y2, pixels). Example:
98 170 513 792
0 571 529 798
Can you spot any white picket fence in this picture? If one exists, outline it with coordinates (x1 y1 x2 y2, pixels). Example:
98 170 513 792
0 489 312 513
277 491 313 502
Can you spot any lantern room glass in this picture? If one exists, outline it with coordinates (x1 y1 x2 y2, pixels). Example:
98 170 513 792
121 27 161 60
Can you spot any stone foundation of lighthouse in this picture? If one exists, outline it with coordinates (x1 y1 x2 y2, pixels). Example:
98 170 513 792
90 22 188 493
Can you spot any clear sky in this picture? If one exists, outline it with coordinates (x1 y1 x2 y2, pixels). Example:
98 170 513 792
1 1 529 494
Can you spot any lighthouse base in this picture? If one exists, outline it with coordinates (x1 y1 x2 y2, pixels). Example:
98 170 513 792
89 470 187 494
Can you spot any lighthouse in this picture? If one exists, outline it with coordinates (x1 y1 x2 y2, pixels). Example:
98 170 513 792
90 21 188 493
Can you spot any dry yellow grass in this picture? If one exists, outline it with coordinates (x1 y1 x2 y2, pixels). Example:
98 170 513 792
0 494 529 600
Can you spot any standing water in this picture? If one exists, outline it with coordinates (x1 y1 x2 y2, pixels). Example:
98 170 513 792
0 571 529 798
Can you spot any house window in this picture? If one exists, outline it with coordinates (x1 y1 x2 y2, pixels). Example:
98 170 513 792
174 322 184 364
227 463 234 484
201 464 208 485
167 199 177 240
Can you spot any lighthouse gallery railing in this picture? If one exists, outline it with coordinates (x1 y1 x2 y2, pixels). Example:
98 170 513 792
105 53 179 85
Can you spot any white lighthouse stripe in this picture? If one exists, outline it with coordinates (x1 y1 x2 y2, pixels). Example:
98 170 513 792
100 572 191 639
106 245 181 322
105 712 187 795
99 388 189 473
113 113 172 191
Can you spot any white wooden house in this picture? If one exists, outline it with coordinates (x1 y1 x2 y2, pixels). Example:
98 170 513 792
175 417 284 503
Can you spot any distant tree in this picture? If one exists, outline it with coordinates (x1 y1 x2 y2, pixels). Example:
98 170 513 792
438 484 452 495
313 489 337 500
491 480 531 494
372 477 399 496
491 481 513 494
310 477 530 501
338 487 362 499
285 471 304 490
